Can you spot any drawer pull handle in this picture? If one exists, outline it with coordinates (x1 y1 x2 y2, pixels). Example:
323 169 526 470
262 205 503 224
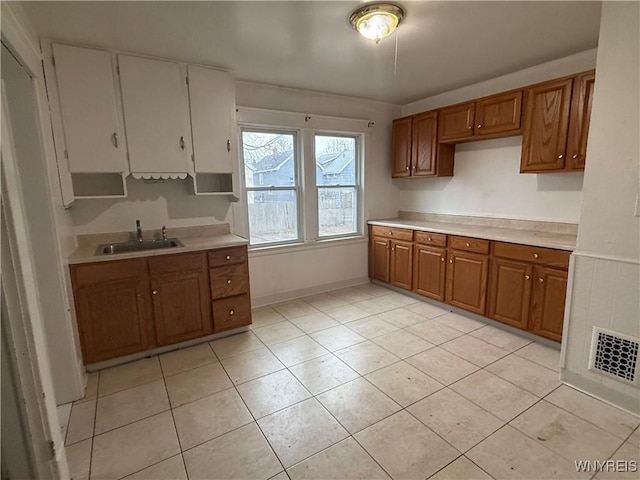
533 253 539 259
229 310 235 316
525 275 530 280
465 242 470 247
227 279 232 284
152 290 158 295
538 278 544 283
226 255 231 260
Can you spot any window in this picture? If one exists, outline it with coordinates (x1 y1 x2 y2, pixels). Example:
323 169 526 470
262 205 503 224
241 129 300 245
315 135 358 238
239 112 365 248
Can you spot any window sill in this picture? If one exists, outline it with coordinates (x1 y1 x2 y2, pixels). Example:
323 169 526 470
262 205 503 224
248 235 368 258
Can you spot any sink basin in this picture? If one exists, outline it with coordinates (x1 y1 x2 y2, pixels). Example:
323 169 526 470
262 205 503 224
95 239 184 255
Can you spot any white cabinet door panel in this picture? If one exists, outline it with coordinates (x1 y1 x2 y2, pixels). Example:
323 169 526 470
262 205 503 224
118 55 191 173
53 44 125 173
187 65 236 173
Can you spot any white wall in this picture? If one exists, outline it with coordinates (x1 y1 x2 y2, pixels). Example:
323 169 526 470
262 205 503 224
69 178 235 236
561 2 640 414
396 49 597 223
236 81 400 303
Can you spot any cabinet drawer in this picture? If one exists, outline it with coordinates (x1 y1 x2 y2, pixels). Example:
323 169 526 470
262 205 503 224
494 242 570 269
371 226 413 242
414 231 447 247
148 252 205 276
72 258 148 285
449 236 490 254
208 246 247 267
213 294 251 332
210 264 249 299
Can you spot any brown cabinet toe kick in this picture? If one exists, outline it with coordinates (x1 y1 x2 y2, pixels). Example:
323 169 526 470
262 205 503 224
71 245 252 364
369 227 570 342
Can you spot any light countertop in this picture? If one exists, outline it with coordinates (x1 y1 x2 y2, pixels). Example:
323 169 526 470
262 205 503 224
68 225 248 265
368 217 577 251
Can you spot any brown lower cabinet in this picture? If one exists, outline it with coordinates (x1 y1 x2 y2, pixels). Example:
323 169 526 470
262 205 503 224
529 266 568 342
369 226 570 342
71 245 252 364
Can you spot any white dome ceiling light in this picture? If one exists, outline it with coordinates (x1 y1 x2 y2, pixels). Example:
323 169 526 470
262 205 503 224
349 2 405 44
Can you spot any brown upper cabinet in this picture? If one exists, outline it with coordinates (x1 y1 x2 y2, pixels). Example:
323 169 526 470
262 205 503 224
392 113 454 178
521 70 595 173
438 102 475 142
438 91 523 143
475 90 523 137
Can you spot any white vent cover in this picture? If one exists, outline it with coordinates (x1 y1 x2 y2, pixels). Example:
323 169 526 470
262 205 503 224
588 327 639 383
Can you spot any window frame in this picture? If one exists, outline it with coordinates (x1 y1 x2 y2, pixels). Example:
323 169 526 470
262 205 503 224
240 126 303 247
237 108 367 251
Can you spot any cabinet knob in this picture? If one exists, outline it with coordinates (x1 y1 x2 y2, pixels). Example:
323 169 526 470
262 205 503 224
533 253 539 259
136 293 141 297
449 259 453 264
226 255 231 260
427 237 432 241
558 154 564 159
525 275 530 280
477 124 482 128
441 257 445 262
388 231 392 235
229 310 235 316
391 247 395 251
468 125 472 130
538 278 544 283
227 279 232 284
572 154 579 159
152 290 158 295
406 166 409 171
466 242 470 247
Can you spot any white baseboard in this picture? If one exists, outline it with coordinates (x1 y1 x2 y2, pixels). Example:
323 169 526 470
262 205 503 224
560 369 640 417
252 276 371 308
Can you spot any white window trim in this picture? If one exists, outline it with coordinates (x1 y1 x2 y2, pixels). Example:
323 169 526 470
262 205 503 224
237 106 369 250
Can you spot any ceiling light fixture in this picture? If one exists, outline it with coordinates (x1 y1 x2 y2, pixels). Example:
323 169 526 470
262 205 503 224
349 2 405 44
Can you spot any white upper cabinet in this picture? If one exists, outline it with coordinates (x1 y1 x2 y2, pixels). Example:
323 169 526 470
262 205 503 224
52 44 126 173
118 55 192 175
187 65 236 173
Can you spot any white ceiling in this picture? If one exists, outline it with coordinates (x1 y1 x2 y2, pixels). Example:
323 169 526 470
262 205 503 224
20 1 602 105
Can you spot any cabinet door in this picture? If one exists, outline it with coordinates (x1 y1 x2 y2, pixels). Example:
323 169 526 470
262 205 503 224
151 270 212 346
475 90 523 136
75 278 152 363
371 237 390 283
52 44 126 173
392 117 412 177
566 71 595 170
413 245 446 301
118 55 191 173
488 258 533 330
390 240 413 290
438 102 475 142
411 111 438 177
529 266 567 342
521 78 573 172
446 250 489 315
187 65 236 173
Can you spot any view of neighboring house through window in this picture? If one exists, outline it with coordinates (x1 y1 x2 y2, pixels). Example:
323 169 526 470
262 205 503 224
315 135 358 237
241 129 299 245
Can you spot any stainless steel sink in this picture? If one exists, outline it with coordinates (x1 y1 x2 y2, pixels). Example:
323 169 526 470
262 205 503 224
95 239 184 256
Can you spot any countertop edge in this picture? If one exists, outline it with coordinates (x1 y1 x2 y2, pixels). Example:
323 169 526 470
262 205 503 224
368 219 576 251
68 234 249 265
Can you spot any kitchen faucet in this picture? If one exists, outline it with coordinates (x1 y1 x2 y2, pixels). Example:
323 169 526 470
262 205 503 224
136 219 143 242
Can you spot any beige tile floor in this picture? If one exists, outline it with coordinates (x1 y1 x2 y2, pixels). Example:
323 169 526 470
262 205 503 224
65 283 640 480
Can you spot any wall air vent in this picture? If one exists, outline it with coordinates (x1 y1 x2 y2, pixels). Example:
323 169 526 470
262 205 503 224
589 327 639 383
